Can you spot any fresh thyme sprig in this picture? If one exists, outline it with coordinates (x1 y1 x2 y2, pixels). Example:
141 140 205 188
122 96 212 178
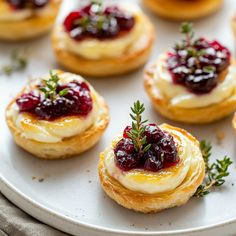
194 140 232 197
175 22 208 69
180 22 194 47
1 51 27 76
39 71 68 100
126 101 151 153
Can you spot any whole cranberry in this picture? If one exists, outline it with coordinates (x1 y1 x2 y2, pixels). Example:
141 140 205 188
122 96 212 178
64 12 82 32
16 93 40 112
144 124 164 143
123 125 132 138
143 150 163 172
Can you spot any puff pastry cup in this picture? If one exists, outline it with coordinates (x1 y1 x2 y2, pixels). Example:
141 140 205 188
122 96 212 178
142 0 223 21
144 62 236 124
144 23 236 124
6 70 109 159
99 123 205 213
51 2 155 77
0 0 61 41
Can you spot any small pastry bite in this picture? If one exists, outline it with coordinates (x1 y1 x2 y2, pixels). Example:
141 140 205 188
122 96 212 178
6 70 109 159
144 22 236 124
52 0 155 77
99 101 205 213
143 0 223 21
0 0 61 41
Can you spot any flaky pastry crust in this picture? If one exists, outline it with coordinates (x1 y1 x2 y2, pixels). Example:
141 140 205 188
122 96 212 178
142 0 223 21
0 0 61 41
6 72 110 159
99 124 205 213
51 14 155 77
232 113 236 132
144 62 236 124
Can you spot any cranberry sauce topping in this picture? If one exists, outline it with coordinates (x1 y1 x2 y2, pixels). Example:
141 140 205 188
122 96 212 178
16 80 93 120
115 124 179 172
167 23 231 94
7 0 49 9
63 2 135 41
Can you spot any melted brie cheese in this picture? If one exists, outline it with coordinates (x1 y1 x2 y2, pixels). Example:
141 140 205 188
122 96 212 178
63 4 146 60
153 54 236 108
104 126 193 194
7 72 99 143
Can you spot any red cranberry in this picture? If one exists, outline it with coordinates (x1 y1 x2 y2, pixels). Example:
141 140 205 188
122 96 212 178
16 93 40 112
143 150 163 172
158 133 179 165
185 70 217 94
114 124 179 172
16 80 93 120
105 6 135 31
114 138 138 171
123 125 132 138
63 4 135 41
34 97 75 120
115 138 135 154
167 38 231 94
144 124 164 143
64 12 82 32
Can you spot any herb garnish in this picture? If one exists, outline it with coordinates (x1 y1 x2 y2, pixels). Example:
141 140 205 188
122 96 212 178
75 0 108 30
126 101 151 153
39 71 68 100
194 140 232 197
176 22 206 60
1 51 27 76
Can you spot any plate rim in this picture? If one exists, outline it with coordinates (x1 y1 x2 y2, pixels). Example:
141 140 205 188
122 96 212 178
1 173 236 236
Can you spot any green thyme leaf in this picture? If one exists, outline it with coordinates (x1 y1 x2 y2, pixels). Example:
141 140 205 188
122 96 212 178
194 141 232 197
127 101 150 153
59 88 69 97
1 50 27 76
39 71 67 100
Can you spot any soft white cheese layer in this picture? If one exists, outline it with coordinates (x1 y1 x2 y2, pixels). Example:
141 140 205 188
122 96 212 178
7 72 99 143
153 54 236 108
104 127 192 194
63 4 146 60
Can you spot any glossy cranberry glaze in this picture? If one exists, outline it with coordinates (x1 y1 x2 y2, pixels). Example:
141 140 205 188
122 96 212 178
7 0 49 9
63 4 135 41
115 124 179 172
167 38 231 94
16 80 93 120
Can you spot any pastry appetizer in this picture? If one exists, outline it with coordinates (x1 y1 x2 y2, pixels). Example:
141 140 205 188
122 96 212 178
0 0 61 41
143 0 223 21
6 70 109 159
144 23 236 124
99 101 205 213
52 0 155 77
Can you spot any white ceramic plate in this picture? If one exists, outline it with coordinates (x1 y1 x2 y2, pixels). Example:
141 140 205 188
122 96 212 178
1 1 236 235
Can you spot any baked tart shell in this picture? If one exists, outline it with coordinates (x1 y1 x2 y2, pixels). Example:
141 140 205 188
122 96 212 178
144 63 236 124
0 0 61 41
142 0 223 21
51 14 155 77
98 124 205 213
6 88 110 160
